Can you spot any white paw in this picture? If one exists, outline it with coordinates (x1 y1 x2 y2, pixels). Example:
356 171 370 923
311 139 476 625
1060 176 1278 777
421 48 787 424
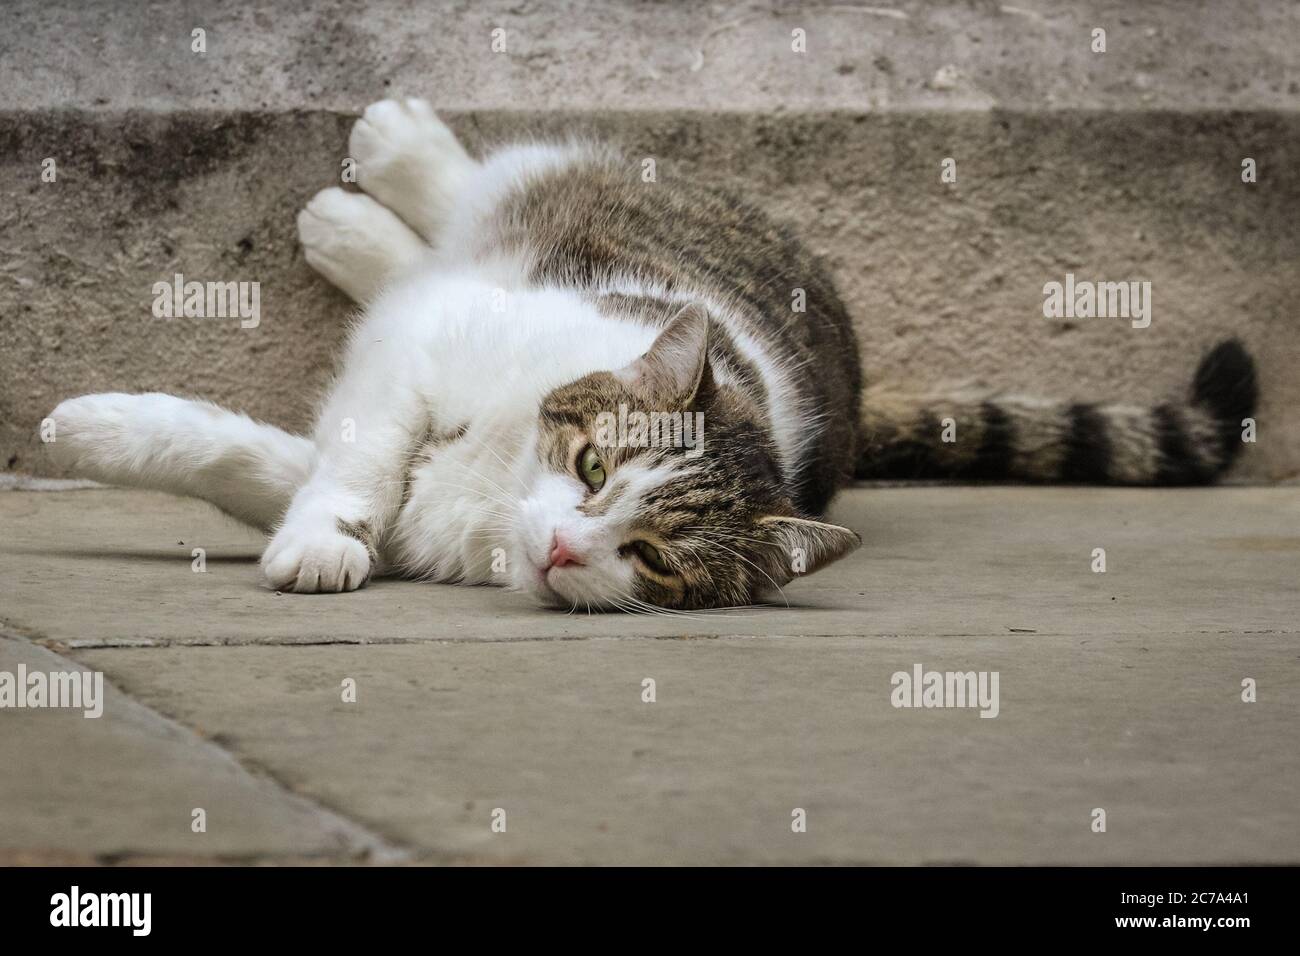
45 393 145 478
297 187 427 302
348 98 475 239
261 522 372 593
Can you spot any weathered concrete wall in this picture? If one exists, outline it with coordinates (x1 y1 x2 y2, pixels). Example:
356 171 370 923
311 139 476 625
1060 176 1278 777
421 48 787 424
2 1 1297 481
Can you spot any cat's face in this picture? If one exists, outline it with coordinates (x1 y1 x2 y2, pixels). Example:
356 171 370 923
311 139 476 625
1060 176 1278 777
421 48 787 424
508 306 860 610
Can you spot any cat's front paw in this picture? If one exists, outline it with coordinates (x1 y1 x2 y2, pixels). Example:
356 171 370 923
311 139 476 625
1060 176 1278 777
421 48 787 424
262 523 372 594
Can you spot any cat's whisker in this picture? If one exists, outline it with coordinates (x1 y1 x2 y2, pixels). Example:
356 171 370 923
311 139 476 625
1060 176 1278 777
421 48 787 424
685 533 791 609
452 505 516 524
410 478 519 513
613 588 710 621
672 538 724 595
371 473 514 513
457 428 532 493
445 457 524 506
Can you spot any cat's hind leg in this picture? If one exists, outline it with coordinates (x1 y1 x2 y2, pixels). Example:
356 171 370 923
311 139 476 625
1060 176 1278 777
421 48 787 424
348 98 478 244
298 187 430 304
46 393 316 531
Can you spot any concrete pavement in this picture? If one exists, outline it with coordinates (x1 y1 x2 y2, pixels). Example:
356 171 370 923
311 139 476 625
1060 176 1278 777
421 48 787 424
1 484 1296 864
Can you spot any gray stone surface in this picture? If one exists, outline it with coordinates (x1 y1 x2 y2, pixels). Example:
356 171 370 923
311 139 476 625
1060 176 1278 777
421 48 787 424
72 631 1300 864
0 634 401 861
2 486 1298 646
2 485 1296 862
4 0 1296 112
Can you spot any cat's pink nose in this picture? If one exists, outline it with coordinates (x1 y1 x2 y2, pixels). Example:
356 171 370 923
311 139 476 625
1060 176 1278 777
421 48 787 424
548 534 584 568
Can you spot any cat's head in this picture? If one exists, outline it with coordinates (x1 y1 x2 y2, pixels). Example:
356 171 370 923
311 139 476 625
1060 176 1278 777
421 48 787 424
508 304 860 610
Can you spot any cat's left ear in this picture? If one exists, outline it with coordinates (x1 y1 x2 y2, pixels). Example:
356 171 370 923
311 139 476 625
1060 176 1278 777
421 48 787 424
615 304 713 406
757 515 862 584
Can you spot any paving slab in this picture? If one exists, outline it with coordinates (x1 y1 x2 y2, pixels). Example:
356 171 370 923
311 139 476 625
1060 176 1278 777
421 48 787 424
1 487 1296 646
0 635 401 861
3 484 1296 864
72 633 1300 865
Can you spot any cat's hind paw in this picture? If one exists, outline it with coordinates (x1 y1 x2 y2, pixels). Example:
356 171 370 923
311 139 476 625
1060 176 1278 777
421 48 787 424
262 522 372 593
298 187 428 303
45 393 155 481
348 98 476 242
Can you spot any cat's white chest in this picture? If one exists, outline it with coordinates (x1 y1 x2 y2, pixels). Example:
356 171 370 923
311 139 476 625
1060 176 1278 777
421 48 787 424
390 417 531 585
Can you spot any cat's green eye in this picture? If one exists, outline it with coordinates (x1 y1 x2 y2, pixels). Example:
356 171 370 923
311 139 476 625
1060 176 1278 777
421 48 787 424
631 540 672 576
577 444 606 492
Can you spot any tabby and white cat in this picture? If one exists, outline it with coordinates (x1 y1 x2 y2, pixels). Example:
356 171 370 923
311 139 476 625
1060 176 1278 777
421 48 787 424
48 99 1257 610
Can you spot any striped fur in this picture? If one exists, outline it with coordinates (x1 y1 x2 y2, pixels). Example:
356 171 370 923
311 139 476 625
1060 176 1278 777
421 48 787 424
857 340 1258 484
480 152 862 516
531 304 858 609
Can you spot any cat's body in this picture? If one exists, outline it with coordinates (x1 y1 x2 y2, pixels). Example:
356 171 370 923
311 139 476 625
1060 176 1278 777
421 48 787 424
48 99 1257 610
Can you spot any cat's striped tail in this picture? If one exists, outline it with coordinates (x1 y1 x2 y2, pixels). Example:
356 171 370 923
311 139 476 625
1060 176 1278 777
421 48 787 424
855 339 1257 485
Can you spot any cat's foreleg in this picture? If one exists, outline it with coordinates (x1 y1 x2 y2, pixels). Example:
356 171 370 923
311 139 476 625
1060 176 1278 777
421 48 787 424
260 335 427 593
46 393 316 530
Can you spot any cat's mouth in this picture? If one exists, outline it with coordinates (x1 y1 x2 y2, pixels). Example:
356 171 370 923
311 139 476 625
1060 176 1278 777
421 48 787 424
532 563 572 607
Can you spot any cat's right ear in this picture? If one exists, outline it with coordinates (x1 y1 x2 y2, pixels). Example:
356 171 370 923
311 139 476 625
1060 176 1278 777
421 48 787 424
614 304 712 406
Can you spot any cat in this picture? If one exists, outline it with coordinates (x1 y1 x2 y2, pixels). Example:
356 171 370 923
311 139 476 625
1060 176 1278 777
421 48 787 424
47 99 1258 611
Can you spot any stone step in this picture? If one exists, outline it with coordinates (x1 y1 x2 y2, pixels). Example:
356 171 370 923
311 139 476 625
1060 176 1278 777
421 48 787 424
5 0 1295 113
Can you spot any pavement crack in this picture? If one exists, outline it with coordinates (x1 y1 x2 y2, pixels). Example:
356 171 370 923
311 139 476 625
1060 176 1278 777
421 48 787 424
2 626 414 864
